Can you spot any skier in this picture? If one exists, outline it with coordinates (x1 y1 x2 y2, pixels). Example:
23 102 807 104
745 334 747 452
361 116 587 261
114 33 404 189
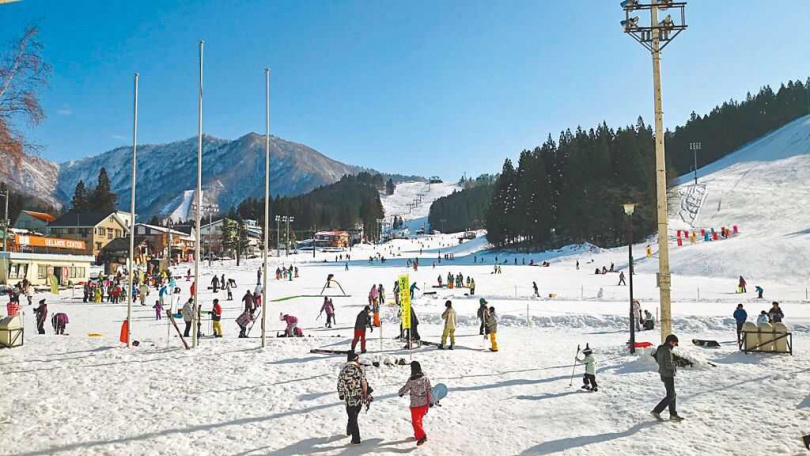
733 304 747 343
738 276 747 293
768 301 784 323
651 334 683 421
33 299 48 334
532 281 539 297
756 310 769 325
439 300 456 350
477 298 488 335
409 282 420 300
576 345 597 392
378 284 385 305
153 300 164 320
369 285 380 327
280 313 298 337
51 312 69 335
618 271 627 286
398 361 432 446
485 306 499 352
212 299 223 337
320 297 335 328
352 306 373 353
181 298 193 337
211 275 220 293
225 278 233 301
337 351 369 446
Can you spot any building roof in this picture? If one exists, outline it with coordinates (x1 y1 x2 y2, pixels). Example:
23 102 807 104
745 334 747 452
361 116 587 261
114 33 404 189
21 210 56 223
100 236 150 253
316 231 349 236
50 210 116 228
136 223 188 236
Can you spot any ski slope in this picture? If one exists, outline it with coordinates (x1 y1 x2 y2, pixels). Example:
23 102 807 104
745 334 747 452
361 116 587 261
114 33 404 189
640 114 810 284
381 181 459 233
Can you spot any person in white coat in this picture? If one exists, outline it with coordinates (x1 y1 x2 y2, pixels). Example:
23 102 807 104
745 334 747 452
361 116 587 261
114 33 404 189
576 345 598 392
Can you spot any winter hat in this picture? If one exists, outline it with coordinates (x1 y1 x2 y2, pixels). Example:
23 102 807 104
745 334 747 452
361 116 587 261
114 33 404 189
445 300 452 308
737 303 743 308
489 306 495 312
279 313 284 321
582 344 592 355
213 299 219 304
347 351 359 362
39 299 46 305
479 298 488 306
410 361 423 377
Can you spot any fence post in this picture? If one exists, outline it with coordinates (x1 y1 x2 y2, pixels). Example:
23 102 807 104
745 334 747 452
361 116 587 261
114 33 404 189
697 287 700 302
526 303 530 327
581 285 584 299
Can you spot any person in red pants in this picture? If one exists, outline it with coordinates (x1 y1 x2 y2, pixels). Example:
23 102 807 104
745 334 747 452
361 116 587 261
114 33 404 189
398 361 432 446
352 306 373 354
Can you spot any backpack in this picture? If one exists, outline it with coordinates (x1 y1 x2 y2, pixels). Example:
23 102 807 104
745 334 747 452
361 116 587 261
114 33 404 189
651 345 661 363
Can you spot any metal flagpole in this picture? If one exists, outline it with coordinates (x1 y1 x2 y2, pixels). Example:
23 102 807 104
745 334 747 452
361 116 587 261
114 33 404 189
262 68 271 347
193 40 204 349
127 73 139 349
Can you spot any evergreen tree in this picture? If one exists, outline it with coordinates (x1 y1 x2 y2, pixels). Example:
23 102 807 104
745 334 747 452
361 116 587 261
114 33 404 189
91 168 118 213
72 180 89 210
385 178 396 195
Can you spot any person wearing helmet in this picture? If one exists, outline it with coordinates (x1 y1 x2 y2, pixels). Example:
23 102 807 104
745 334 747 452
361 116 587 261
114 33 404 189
652 334 683 421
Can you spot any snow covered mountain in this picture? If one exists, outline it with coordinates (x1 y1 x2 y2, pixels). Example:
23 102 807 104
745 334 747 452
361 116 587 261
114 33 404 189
381 181 460 233
52 133 367 219
0 153 62 210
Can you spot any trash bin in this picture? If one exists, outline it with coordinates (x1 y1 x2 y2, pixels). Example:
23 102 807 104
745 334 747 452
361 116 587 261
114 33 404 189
757 322 774 352
0 315 24 348
743 322 758 351
772 322 789 353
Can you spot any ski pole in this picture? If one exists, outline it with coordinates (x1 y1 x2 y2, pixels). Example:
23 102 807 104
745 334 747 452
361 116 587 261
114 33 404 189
568 345 581 386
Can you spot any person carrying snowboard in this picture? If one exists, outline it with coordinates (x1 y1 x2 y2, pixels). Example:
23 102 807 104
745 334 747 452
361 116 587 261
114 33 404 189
34 299 48 334
485 305 499 352
337 351 369 446
576 345 597 392
352 306 373 353
439 300 457 350
651 334 683 421
477 298 488 335
212 298 223 337
398 361 432 446
733 304 747 343
320 297 336 328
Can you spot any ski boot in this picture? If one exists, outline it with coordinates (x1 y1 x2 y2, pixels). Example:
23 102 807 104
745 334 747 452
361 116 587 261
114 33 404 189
449 345 454 350
669 413 684 422
437 344 444 350
581 385 591 391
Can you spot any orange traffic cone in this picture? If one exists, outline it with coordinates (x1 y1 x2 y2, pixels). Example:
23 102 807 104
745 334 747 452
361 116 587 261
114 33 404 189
119 320 129 344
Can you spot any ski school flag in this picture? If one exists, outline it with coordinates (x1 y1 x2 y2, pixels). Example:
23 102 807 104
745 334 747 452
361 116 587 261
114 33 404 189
399 274 411 329
50 275 59 295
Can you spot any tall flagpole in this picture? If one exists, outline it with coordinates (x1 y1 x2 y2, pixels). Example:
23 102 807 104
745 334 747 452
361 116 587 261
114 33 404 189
193 41 204 349
261 68 271 347
127 73 138 349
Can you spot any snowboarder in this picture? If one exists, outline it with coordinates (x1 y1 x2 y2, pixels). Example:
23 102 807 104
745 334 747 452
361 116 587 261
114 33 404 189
439 300 456 350
33 299 47 334
153 300 164 320
576 345 597 392
768 301 784 323
532 281 539 297
326 273 334 288
51 312 69 335
337 351 369 446
211 275 219 293
618 271 626 286
485 306 499 352
352 306 373 353
320 297 335 328
280 313 298 337
398 361 432 446
477 298 488 335
733 304 747 343
212 299 223 337
755 285 764 299
181 298 193 337
651 334 683 421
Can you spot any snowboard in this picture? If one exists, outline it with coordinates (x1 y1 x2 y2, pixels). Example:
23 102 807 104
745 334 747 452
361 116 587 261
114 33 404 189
430 383 448 406
166 310 190 350
310 348 350 355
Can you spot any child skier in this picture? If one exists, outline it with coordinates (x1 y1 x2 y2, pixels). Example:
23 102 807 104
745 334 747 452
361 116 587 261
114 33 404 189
577 345 597 392
320 297 336 328
153 300 163 320
398 361 432 446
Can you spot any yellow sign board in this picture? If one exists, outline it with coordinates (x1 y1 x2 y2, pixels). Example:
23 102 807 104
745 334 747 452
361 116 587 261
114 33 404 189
398 274 410 329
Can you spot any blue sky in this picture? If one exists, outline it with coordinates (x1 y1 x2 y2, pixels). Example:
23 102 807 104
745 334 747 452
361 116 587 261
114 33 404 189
3 0 810 180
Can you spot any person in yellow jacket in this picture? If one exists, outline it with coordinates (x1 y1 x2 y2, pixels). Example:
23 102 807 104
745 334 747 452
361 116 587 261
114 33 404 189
439 300 457 350
485 306 499 352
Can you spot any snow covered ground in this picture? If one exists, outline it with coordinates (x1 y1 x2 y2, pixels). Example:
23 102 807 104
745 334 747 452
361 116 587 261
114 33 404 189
3 233 810 455
381 181 459 233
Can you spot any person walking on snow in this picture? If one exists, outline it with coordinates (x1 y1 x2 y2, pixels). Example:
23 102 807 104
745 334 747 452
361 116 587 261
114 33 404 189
485 306 499 352
369 285 380 327
577 345 597 391
477 298 488 335
733 304 747 343
212 299 223 337
242 289 255 314
651 334 683 421
469 277 476 295
618 271 626 286
398 361 432 446
352 306 373 354
320 297 336 328
181 298 193 337
225 278 233 301
532 281 539 297
33 299 48 334
211 275 220 293
439 300 456 350
337 351 369 446
153 300 164 320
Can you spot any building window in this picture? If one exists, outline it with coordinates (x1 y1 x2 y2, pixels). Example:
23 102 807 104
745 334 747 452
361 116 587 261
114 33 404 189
78 267 85 278
96 227 105 236
38 265 47 279
68 228 75 234
80 228 89 237
96 242 102 251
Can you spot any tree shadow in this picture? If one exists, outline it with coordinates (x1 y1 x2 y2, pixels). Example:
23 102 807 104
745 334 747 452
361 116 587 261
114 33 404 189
518 422 655 455
267 355 330 365
513 391 580 402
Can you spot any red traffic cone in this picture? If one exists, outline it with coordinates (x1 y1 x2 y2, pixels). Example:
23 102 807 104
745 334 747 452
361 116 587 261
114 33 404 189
119 320 129 344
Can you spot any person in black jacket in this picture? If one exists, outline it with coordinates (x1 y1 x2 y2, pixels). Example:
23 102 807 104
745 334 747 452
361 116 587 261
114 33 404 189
477 298 488 335
768 301 784 323
652 334 683 421
352 306 373 354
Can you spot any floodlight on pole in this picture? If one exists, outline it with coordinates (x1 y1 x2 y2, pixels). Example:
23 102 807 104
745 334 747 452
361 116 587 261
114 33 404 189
620 0 687 343
262 67 271 348
623 203 637 353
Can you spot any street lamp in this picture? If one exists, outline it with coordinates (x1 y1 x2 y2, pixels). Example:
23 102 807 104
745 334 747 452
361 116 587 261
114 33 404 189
285 216 294 256
623 203 636 354
690 142 702 186
275 215 281 257
621 0 687 343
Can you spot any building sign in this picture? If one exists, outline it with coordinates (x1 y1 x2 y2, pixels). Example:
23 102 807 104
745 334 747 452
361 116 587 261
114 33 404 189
15 235 86 250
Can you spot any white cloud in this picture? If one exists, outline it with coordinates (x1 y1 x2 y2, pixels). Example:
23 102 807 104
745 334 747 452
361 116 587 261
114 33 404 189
57 109 72 116
110 134 127 140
